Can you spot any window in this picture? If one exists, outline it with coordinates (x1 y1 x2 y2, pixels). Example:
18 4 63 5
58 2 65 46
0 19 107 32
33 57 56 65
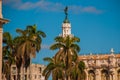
12 67 16 74
13 67 16 70
25 75 27 80
25 68 27 72
35 75 37 79
13 75 16 80
28 75 30 79
39 75 41 78
39 67 42 73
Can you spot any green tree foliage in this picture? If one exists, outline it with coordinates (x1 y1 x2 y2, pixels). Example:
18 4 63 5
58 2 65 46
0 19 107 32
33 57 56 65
15 25 46 80
43 57 65 80
2 32 16 80
2 25 46 80
43 35 86 80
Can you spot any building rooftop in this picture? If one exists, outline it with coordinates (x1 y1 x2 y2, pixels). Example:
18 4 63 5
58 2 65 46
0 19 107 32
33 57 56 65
78 53 120 60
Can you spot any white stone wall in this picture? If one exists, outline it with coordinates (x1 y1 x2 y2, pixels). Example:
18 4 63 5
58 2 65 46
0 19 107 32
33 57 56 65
10 64 45 80
62 23 71 37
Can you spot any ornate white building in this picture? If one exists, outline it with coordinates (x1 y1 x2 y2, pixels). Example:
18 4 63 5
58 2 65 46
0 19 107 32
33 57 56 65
10 64 45 80
78 48 120 80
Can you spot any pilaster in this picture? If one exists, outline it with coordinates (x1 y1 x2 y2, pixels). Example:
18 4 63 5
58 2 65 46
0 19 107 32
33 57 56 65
0 24 3 80
112 69 117 80
95 69 101 80
85 70 88 80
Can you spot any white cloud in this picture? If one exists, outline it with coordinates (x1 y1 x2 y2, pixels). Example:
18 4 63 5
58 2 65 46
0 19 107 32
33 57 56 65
18 2 36 10
69 5 103 14
3 0 21 4
41 44 50 49
18 0 64 12
82 6 103 14
3 0 103 14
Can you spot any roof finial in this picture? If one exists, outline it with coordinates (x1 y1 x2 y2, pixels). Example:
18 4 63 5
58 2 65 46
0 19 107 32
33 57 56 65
90 52 92 55
110 48 114 54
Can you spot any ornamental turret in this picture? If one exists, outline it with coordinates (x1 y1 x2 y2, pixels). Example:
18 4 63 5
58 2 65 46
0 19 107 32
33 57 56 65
62 6 72 37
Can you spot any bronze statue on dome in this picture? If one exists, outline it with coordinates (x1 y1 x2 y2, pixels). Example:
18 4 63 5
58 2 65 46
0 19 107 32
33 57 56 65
64 6 68 16
63 6 70 23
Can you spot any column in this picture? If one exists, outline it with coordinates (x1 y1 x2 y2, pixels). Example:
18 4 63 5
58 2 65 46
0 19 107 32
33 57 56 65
0 24 3 80
112 69 117 80
85 70 88 80
0 0 3 18
0 0 9 79
109 74 112 80
95 69 101 80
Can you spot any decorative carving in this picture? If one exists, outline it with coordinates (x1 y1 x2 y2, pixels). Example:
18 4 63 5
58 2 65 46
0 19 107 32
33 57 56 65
117 59 120 66
95 69 99 75
101 60 108 68
88 59 95 67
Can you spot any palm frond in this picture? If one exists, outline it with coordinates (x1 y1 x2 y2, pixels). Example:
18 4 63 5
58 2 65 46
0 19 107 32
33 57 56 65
43 57 53 62
71 36 80 42
70 44 80 52
50 43 64 50
3 32 12 43
55 36 64 42
37 31 46 38
16 29 27 36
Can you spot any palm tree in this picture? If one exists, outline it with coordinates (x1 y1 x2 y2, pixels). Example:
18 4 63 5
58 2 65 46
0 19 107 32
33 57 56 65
2 47 15 80
50 35 80 80
78 61 86 80
2 32 15 80
43 57 65 80
68 61 86 80
15 25 46 80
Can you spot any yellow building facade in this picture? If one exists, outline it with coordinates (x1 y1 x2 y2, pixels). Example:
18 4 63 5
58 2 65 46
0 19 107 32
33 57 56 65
79 48 120 80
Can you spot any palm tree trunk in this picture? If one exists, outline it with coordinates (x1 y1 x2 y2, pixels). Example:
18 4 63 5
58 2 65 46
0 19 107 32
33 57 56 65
17 68 20 80
29 56 32 80
66 51 69 80
23 65 25 80
8 65 11 80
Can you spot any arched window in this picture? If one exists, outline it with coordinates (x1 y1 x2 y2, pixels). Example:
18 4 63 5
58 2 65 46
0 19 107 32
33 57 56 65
101 70 109 80
88 70 95 80
117 69 120 80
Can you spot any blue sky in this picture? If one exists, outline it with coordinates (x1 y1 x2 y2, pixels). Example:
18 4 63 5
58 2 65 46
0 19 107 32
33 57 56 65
3 0 120 64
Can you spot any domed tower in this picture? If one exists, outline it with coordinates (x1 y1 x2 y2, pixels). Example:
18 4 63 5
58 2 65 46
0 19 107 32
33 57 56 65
0 0 9 79
62 6 73 37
